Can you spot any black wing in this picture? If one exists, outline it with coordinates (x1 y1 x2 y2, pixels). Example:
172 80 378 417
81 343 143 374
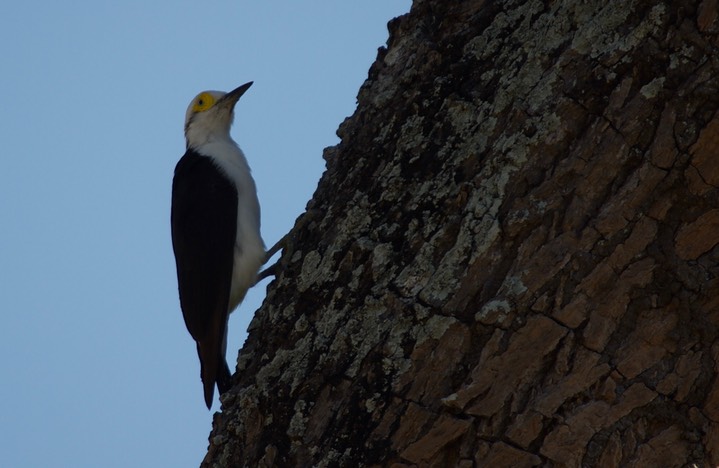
171 149 237 408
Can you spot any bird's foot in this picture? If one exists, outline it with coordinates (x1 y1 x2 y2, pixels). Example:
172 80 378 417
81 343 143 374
255 262 279 285
254 209 320 286
253 233 290 286
264 234 288 263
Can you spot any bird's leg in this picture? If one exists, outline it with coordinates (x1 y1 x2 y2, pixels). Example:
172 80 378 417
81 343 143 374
254 233 290 285
255 263 278 284
253 209 321 286
265 234 287 261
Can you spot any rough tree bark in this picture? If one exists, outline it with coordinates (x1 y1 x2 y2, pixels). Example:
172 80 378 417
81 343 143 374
202 1 719 466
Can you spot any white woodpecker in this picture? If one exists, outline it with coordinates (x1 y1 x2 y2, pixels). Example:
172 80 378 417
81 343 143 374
171 82 266 409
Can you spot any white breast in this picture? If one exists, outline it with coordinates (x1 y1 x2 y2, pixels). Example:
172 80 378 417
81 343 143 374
197 139 266 312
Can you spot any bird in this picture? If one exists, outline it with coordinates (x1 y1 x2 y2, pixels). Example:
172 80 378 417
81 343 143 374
171 82 266 409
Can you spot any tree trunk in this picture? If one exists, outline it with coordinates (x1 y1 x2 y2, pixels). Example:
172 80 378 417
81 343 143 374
202 1 719 466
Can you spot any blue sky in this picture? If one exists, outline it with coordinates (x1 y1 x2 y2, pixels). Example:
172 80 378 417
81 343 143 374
0 2 411 466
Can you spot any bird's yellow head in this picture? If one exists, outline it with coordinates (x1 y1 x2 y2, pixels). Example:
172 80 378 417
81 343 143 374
184 82 253 149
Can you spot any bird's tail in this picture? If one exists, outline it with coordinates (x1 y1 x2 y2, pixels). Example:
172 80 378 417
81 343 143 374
217 359 232 394
198 343 232 409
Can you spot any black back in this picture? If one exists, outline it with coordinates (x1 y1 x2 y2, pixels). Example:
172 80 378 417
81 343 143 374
171 149 237 338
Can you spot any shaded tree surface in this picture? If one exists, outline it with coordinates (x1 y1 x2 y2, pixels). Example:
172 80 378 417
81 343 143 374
203 1 719 466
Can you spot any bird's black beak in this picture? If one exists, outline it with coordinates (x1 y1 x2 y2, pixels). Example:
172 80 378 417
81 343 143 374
220 81 253 108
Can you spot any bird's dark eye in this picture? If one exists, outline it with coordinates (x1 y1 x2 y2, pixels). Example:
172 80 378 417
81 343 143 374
198 99 204 106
